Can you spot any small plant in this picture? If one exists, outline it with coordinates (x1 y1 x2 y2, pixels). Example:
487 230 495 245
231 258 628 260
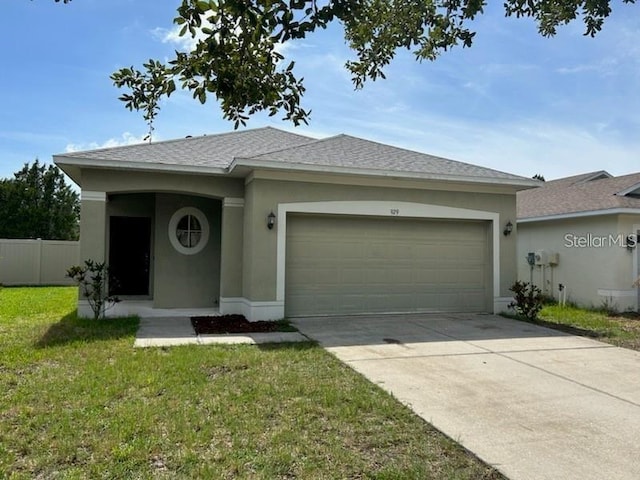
597 298 620 316
509 281 544 320
66 260 120 320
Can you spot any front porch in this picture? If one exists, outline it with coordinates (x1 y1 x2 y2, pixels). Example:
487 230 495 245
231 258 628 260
79 299 221 319
79 189 246 314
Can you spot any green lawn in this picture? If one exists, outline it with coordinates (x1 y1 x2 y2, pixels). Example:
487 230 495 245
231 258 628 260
0 287 503 479
527 303 640 351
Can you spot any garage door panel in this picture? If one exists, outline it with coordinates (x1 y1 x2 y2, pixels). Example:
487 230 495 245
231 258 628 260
384 271 416 286
340 268 366 284
464 270 486 284
285 215 491 316
434 293 459 308
427 270 460 284
288 267 336 285
463 292 487 307
341 294 367 310
339 243 366 260
362 268 410 284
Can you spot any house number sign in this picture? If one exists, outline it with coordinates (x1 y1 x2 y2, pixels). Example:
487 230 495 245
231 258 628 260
390 208 400 216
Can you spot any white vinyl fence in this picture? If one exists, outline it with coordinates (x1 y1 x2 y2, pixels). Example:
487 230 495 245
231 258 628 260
0 239 80 286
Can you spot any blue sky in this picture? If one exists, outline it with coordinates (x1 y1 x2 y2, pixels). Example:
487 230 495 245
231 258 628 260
1 0 638 184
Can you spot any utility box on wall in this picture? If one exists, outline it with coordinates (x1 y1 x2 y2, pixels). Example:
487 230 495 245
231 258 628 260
532 250 559 266
534 250 548 266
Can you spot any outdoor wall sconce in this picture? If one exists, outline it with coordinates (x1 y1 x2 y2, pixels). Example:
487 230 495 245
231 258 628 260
503 221 513 236
267 211 276 230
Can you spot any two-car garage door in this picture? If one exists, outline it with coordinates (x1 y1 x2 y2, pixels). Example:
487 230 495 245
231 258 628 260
285 214 491 317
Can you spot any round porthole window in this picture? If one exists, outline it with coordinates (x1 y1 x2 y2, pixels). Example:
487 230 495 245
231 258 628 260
168 207 209 255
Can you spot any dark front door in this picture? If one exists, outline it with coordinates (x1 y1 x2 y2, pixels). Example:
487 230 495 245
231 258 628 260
109 216 151 296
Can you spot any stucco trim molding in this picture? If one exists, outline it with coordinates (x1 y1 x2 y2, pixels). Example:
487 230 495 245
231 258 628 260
168 206 210 255
81 190 107 202
55 155 227 176
494 297 514 314
275 201 502 314
220 297 284 321
232 158 539 189
223 197 245 208
77 300 92 318
597 289 638 298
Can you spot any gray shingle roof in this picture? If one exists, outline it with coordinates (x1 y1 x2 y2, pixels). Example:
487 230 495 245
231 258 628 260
55 127 537 186
240 134 529 182
56 127 315 169
517 171 640 219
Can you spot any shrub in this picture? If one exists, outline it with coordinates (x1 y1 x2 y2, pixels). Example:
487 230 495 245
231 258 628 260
66 260 119 320
509 281 544 320
597 298 619 316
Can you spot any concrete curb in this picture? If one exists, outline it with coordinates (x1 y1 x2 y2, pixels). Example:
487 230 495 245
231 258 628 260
134 316 309 347
198 332 308 345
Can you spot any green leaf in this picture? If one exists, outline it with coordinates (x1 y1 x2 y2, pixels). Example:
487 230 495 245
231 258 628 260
196 1 210 13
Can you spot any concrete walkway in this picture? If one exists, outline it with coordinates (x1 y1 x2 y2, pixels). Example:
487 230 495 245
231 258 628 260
134 316 307 347
293 313 640 480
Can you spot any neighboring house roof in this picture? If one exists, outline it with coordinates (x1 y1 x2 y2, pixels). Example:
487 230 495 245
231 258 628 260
54 126 538 188
518 170 640 221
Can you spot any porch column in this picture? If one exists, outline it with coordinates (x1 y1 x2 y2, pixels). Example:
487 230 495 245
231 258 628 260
219 197 244 314
79 191 107 263
77 190 107 318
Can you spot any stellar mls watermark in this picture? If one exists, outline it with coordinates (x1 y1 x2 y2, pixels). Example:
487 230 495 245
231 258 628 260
564 233 637 248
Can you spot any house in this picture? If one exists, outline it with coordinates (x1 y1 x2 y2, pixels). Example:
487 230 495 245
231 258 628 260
54 127 537 320
517 171 640 311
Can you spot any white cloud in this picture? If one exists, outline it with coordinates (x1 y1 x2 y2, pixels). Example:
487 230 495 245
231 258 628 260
152 23 203 52
65 132 148 153
415 119 639 180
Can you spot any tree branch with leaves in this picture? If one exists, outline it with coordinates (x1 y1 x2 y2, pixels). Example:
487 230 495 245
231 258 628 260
64 0 631 129
111 60 176 142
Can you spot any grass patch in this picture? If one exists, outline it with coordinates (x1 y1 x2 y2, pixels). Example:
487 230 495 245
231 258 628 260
510 303 640 351
0 286 503 479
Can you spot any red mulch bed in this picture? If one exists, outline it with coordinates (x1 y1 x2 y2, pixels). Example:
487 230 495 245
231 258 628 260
191 314 285 334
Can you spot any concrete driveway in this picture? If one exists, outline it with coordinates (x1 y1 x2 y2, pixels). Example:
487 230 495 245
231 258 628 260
292 313 640 480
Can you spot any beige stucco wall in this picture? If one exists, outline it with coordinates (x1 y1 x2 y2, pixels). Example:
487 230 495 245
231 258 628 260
220 200 244 298
517 215 639 311
78 169 238 309
154 193 222 308
242 174 517 302
77 166 520 315
80 169 244 199
80 198 107 263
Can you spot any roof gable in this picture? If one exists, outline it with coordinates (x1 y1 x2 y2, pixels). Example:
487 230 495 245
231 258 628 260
540 170 611 188
575 171 612 183
615 182 640 198
238 133 534 184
